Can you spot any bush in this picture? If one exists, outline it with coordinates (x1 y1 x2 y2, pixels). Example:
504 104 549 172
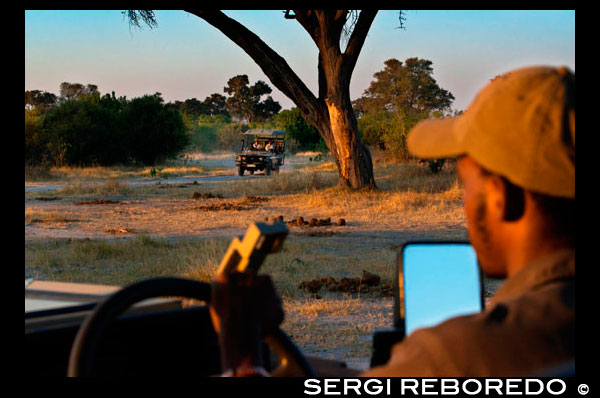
189 125 219 152
187 114 230 152
25 109 47 165
121 95 188 165
357 110 416 161
354 57 455 163
357 108 444 163
275 108 326 153
217 123 247 152
26 93 188 167
40 99 125 166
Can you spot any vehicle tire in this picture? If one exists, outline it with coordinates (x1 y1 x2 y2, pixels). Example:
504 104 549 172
238 166 244 176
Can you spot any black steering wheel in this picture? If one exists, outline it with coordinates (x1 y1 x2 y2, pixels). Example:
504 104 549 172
67 277 316 377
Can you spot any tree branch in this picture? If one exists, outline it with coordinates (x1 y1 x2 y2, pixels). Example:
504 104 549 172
342 10 378 80
318 54 327 101
184 10 326 126
291 10 320 47
314 10 347 52
125 10 157 29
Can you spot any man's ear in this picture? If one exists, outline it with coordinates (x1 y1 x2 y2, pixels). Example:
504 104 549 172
485 176 506 222
500 177 526 222
486 176 525 222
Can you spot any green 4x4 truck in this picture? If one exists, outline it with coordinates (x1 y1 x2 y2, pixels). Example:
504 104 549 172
236 129 286 176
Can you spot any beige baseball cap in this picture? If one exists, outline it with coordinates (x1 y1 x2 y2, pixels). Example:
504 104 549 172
407 65 575 199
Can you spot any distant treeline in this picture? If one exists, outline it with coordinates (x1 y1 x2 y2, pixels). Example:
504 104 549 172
25 58 457 167
25 89 187 166
25 78 325 167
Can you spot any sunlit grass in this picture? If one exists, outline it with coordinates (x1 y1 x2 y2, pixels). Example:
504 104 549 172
170 169 340 199
25 208 73 224
56 179 132 196
282 296 393 365
25 163 213 183
25 236 228 285
24 234 398 367
24 235 397 296
25 153 469 369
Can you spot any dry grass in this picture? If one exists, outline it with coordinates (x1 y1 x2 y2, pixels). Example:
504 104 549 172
300 161 338 172
25 154 471 369
24 234 397 368
299 182 463 223
26 163 215 184
25 165 59 182
25 160 466 253
68 170 337 201
26 165 143 182
143 165 210 178
263 162 464 232
25 235 396 297
25 208 74 224
25 236 228 285
162 170 340 199
54 165 143 179
282 296 394 365
57 179 132 196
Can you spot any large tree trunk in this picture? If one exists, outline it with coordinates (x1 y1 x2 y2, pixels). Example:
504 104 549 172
324 97 375 189
185 9 377 189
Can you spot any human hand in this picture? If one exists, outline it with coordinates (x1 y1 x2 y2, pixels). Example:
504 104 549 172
209 270 284 372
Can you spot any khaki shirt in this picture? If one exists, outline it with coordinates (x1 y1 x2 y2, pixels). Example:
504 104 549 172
363 249 575 377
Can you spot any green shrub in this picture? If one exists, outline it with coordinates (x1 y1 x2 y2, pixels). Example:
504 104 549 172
27 93 188 167
187 115 230 152
217 123 247 152
274 108 326 153
121 94 188 165
25 109 47 165
40 99 125 166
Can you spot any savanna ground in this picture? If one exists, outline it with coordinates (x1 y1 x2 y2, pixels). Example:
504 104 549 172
25 151 504 370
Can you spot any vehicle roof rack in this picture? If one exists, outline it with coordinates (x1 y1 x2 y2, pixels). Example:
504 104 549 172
243 129 285 136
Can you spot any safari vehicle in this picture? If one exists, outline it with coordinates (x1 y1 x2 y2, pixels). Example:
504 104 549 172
24 224 573 377
235 129 285 176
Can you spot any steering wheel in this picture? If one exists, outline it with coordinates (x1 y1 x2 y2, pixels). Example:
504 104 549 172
67 277 316 377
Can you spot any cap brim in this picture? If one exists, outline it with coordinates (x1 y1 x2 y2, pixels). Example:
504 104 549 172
407 117 465 159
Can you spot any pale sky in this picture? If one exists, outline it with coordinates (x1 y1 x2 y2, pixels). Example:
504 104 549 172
25 10 575 112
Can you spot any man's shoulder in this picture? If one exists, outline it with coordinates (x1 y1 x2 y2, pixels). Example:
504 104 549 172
428 277 574 342
385 279 574 376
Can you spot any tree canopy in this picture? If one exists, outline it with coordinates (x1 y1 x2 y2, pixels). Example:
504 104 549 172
224 75 281 123
167 94 231 119
203 93 229 117
354 57 455 159
122 94 188 165
356 58 454 118
59 82 100 101
25 87 188 167
25 90 57 112
275 107 325 152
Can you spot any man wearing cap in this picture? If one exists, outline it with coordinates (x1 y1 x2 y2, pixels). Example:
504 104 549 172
209 66 575 377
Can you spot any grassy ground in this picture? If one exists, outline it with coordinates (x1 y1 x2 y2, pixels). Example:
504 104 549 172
25 234 398 295
25 153 487 369
24 233 400 368
25 163 212 183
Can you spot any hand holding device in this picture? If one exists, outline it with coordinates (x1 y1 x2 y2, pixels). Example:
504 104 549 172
210 222 288 373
